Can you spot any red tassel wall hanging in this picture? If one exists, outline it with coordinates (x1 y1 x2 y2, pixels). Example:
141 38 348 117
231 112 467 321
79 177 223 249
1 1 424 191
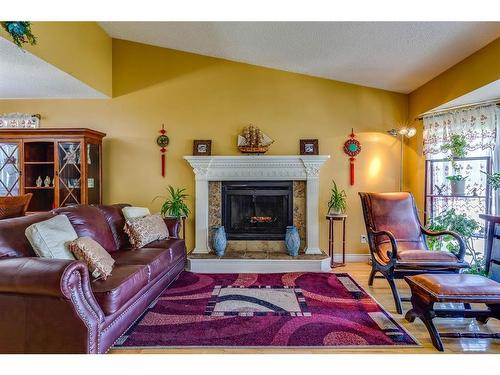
343 129 361 185
156 124 170 177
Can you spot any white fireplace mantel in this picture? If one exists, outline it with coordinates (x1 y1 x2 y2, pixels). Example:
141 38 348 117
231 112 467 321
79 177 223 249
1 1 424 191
184 155 330 255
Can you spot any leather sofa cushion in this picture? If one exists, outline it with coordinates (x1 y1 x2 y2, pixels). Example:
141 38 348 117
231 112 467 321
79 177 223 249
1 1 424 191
112 248 172 280
95 204 131 251
112 239 186 280
54 205 117 253
92 264 149 315
397 249 458 263
0 212 56 258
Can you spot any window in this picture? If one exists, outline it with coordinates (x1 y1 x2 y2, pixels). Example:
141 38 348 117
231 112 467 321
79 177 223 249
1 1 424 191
423 103 499 249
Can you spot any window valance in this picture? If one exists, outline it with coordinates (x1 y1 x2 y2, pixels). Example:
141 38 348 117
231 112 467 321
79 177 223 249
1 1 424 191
423 104 498 156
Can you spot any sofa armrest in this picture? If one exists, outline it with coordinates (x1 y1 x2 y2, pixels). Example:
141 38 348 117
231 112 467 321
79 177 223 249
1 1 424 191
163 217 182 239
0 257 105 353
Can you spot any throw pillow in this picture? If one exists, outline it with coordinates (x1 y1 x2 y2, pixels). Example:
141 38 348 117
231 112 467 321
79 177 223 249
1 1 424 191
25 214 77 260
69 237 115 280
122 206 151 221
123 214 169 249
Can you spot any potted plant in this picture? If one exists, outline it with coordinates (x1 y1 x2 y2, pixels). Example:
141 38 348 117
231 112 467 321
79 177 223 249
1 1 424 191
427 208 485 275
446 175 467 195
441 134 468 195
327 180 347 215
156 185 191 219
481 171 500 190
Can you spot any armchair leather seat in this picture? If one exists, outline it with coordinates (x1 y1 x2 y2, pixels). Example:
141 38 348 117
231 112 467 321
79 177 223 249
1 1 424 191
91 264 149 315
396 249 459 263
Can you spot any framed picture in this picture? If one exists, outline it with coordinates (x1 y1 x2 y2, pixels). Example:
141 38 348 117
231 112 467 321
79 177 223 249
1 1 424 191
300 139 319 155
193 140 212 156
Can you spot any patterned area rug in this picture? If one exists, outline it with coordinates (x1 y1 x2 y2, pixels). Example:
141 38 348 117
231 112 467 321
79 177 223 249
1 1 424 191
114 272 419 348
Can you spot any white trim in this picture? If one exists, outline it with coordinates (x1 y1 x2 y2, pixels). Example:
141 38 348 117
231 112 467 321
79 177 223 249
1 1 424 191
332 253 371 263
187 256 332 273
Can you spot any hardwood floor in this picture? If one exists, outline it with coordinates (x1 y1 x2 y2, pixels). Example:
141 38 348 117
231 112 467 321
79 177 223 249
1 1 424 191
110 262 499 354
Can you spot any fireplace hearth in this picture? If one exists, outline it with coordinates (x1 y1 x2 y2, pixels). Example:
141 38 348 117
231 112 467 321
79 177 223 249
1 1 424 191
222 181 293 240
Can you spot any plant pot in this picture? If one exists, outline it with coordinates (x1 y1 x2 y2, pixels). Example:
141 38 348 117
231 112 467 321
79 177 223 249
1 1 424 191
285 226 300 257
212 226 227 256
450 179 465 195
328 208 344 216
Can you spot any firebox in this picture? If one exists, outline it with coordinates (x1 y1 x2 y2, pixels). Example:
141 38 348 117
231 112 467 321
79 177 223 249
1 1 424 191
221 181 293 240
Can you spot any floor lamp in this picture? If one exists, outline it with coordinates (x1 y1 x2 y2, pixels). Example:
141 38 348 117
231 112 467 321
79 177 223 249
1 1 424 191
387 126 416 191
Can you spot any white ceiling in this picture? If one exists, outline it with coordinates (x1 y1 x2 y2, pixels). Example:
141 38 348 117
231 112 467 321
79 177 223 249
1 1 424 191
0 36 107 99
100 21 500 94
432 79 500 111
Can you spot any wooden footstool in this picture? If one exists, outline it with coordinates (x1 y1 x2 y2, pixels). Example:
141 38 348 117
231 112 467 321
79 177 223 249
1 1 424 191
405 274 500 351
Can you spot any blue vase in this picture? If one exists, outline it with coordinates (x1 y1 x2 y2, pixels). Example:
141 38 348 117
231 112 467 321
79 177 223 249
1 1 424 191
285 226 300 257
212 226 227 256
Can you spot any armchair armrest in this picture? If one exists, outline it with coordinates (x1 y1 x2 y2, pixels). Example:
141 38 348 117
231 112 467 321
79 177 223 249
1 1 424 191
163 217 182 239
420 226 467 261
370 228 398 261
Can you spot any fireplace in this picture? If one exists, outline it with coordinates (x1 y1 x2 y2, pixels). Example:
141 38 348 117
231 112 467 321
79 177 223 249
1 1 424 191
222 181 293 240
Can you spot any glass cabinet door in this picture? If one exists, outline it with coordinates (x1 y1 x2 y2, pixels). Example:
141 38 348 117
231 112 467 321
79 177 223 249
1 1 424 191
0 142 21 196
58 142 82 206
86 143 101 204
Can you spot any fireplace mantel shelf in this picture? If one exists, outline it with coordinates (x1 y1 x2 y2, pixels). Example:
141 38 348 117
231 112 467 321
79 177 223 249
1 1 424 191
184 154 330 260
184 155 330 181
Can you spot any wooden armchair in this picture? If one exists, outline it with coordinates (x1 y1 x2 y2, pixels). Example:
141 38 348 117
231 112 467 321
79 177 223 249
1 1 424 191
359 192 469 314
0 193 33 219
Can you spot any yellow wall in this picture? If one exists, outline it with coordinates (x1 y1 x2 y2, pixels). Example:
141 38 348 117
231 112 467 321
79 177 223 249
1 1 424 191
0 22 112 97
405 37 500 213
0 39 407 254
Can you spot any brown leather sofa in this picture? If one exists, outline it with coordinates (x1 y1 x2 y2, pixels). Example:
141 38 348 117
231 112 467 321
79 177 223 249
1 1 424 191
0 204 187 353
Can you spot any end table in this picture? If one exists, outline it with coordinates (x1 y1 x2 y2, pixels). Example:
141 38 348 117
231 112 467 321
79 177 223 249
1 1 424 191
326 214 347 268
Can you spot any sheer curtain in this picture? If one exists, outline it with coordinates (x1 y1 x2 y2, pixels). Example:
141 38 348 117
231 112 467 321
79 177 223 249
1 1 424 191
423 103 499 216
423 104 497 158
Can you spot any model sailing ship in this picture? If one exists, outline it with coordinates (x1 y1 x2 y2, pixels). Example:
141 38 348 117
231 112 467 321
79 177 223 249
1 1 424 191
237 125 274 154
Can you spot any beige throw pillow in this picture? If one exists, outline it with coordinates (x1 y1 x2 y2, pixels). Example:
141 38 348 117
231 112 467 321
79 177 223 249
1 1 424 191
124 214 169 249
69 237 115 280
122 206 151 221
25 214 77 260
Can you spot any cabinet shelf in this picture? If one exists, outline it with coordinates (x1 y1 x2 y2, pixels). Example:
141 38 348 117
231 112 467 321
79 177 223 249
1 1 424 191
0 129 104 211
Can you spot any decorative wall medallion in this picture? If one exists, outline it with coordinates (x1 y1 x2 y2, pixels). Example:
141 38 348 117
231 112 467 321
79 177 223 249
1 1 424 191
343 129 362 185
156 124 170 177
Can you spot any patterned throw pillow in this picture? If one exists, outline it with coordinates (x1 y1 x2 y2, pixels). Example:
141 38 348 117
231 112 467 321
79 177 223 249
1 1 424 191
69 237 115 280
124 214 169 249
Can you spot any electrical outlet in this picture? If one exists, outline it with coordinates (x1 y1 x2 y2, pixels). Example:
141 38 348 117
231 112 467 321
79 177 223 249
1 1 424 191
360 234 368 244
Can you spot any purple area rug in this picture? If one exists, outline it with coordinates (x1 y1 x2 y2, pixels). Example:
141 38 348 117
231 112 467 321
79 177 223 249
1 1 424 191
114 272 419 348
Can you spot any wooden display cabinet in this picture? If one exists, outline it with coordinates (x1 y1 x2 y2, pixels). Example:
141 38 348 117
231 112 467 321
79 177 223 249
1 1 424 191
0 128 105 212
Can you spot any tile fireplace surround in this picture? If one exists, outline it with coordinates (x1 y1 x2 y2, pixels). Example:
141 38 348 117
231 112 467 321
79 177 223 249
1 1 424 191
184 155 331 272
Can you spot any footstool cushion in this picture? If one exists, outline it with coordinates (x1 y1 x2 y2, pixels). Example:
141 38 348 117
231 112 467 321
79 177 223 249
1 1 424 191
405 274 500 304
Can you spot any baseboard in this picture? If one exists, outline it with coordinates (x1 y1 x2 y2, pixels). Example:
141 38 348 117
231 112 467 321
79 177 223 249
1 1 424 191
332 253 370 263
